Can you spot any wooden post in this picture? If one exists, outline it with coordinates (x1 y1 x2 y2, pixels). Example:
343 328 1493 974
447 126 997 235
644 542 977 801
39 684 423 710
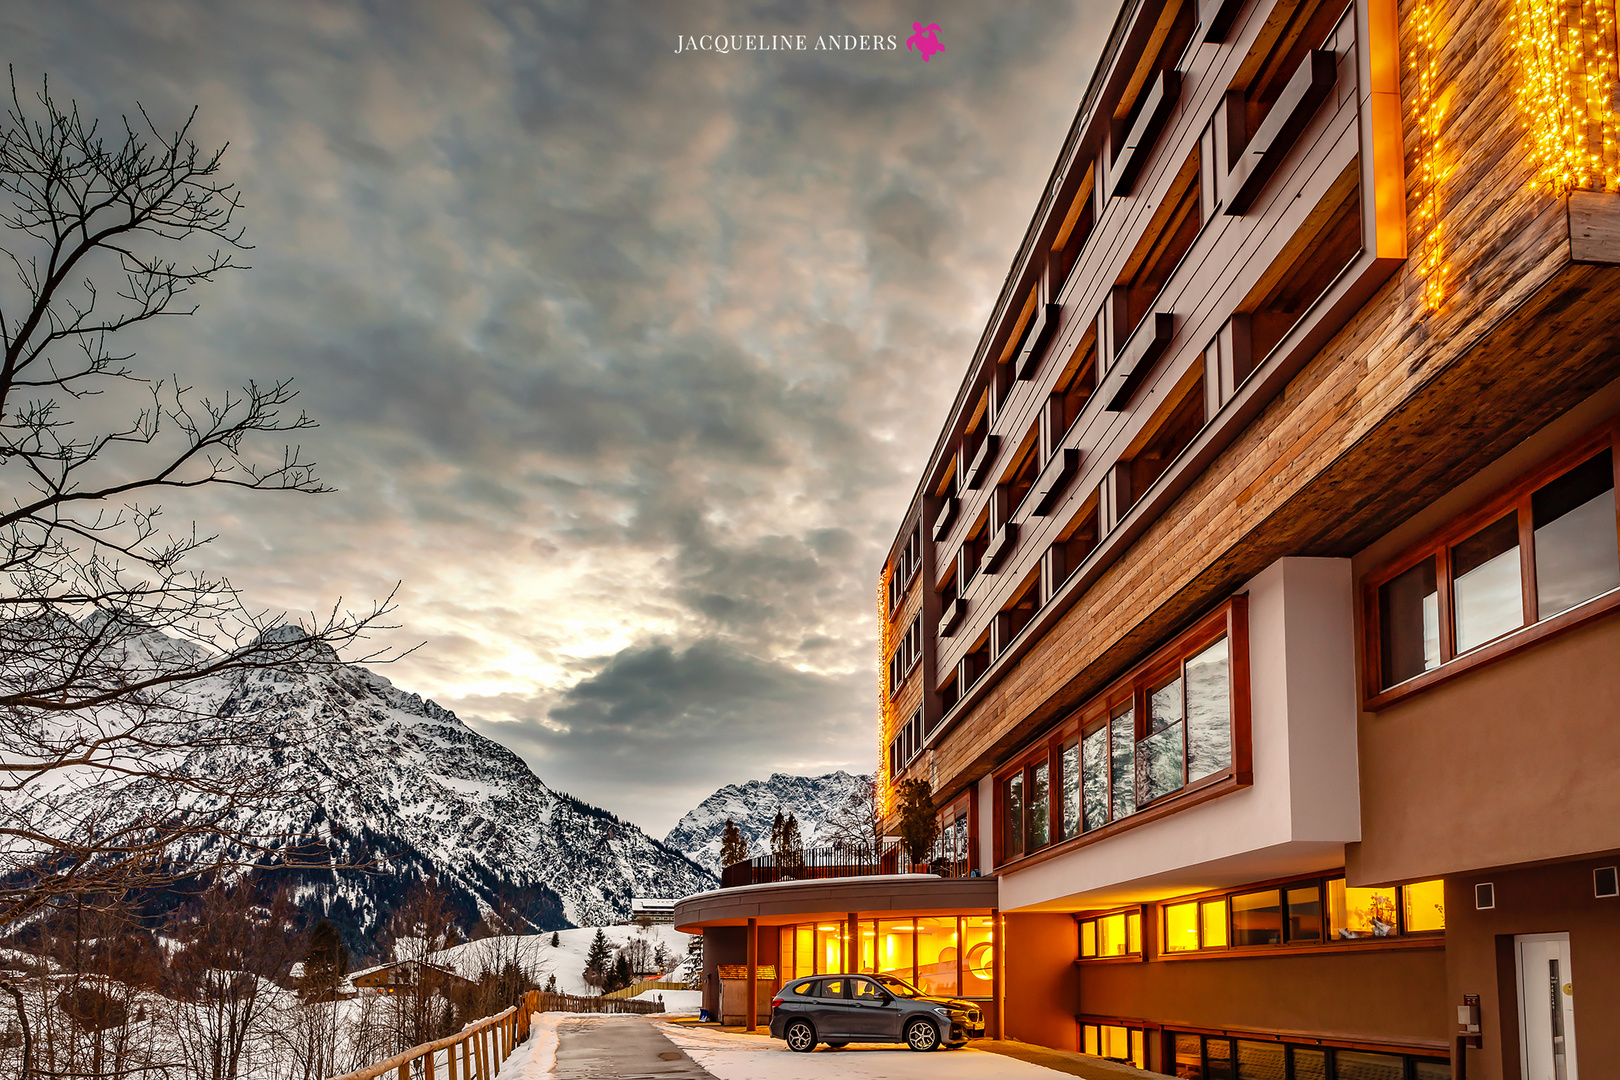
425 1045 436 1080
991 907 1003 1041
397 1062 408 1080
461 1037 471 1080
745 916 758 1032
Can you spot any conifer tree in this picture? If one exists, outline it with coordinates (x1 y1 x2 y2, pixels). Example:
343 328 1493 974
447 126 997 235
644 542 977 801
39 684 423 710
550 931 560 948
719 819 748 868
609 954 632 993
769 810 786 859
896 779 941 868
582 928 612 993
780 814 805 877
684 934 705 991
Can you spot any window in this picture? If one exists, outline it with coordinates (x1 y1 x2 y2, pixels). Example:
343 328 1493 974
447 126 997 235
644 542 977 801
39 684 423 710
1008 431 1042 513
1078 909 1143 960
1171 1033 1448 1080
1127 368 1206 506
779 917 984 999
1081 1021 1147 1068
933 792 975 875
915 917 958 996
1061 741 1081 840
1050 164 1095 294
1163 876 1444 957
888 615 923 698
888 705 924 778
995 598 1247 866
889 524 924 613
1004 772 1025 859
1112 147 1203 345
1052 495 1101 588
1366 430 1620 701
1054 331 1098 440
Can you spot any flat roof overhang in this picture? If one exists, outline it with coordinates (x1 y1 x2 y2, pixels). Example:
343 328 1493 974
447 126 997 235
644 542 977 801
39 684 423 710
673 874 1001 933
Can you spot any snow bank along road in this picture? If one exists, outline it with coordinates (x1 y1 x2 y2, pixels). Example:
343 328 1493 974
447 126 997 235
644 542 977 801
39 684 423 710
659 1019 1081 1079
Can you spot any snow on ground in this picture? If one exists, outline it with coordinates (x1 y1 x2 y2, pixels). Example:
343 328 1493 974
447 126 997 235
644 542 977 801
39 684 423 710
658 1023 1077 1079
499 1013 561 1079
430 924 692 996
632 988 702 1013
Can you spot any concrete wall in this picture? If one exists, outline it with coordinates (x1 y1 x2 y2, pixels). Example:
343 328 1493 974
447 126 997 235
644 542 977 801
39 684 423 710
1004 913 1082 1050
1347 610 1620 885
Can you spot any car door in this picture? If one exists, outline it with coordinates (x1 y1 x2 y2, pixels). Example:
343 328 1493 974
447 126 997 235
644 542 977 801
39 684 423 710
845 977 902 1039
813 978 859 1038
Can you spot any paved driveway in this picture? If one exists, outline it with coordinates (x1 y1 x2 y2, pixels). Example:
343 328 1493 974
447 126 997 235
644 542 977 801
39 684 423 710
658 1022 1079 1079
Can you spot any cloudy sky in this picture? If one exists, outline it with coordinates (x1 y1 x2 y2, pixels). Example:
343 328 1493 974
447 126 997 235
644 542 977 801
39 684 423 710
2 2 1108 835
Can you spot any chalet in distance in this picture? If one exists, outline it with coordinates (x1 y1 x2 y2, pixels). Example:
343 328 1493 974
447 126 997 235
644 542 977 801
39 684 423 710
677 0 1620 1076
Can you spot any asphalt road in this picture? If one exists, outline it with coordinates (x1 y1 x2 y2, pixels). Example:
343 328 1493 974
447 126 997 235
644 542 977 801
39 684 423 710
553 1015 718 1079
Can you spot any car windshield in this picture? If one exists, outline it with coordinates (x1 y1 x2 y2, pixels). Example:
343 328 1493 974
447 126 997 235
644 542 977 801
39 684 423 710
873 974 925 998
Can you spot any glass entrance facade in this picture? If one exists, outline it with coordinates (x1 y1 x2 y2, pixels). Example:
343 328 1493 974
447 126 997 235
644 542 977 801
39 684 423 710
775 915 996 999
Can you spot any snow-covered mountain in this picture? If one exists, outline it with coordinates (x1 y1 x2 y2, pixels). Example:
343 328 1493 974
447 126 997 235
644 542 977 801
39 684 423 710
16 633 715 946
664 771 873 873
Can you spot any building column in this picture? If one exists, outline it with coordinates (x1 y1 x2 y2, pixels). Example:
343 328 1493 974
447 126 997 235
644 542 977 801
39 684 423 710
991 907 1003 1040
745 917 757 1032
847 912 860 971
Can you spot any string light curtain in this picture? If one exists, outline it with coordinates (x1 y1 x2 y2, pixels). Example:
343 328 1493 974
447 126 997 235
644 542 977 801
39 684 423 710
877 572 894 818
1410 0 1448 311
1511 0 1620 195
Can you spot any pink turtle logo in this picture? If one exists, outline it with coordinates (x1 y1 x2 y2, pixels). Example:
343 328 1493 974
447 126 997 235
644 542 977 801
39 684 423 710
907 22 944 62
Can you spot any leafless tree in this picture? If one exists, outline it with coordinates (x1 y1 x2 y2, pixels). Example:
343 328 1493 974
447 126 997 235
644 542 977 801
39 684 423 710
0 70 402 923
819 777 885 854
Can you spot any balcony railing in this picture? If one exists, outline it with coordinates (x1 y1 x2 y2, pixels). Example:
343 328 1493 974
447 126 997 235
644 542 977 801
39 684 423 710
719 840 976 890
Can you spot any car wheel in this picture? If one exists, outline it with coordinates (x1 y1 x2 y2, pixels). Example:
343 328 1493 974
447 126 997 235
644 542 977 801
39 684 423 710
905 1018 940 1052
784 1019 817 1053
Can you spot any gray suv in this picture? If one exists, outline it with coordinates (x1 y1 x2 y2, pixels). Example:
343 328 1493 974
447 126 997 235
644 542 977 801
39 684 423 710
768 973 985 1052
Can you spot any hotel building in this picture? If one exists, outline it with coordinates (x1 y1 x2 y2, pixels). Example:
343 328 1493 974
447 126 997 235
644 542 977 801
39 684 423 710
676 0 1620 1077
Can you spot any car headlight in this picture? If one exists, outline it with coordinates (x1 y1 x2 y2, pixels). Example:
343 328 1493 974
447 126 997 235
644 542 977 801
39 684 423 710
932 1006 952 1018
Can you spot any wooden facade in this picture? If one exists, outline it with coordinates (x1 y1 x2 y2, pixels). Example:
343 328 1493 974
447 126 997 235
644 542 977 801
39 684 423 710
879 0 1620 815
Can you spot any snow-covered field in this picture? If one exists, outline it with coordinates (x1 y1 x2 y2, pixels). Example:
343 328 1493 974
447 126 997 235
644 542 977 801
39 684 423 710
632 988 702 1013
658 1023 1077 1079
431 924 693 996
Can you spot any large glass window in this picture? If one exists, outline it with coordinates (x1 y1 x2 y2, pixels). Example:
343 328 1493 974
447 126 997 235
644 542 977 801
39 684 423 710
1451 513 1523 653
1231 890 1282 947
1078 910 1141 959
1293 1049 1328 1080
1533 448 1619 618
1004 773 1024 859
961 918 995 997
1110 706 1136 820
1403 879 1446 933
1164 901 1199 952
1176 1034 1205 1080
1062 742 1081 840
876 919 914 982
915 917 959 996
1371 431 1620 696
1286 886 1323 942
1327 880 1397 938
1140 675 1186 803
1186 637 1232 781
1201 899 1228 948
1334 1051 1404 1080
1082 727 1109 831
794 925 814 979
1237 1040 1285 1080
1378 557 1439 687
814 923 842 973
1029 760 1050 850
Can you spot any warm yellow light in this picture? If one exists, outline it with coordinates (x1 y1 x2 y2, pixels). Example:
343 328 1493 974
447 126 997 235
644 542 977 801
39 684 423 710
1511 0 1620 195
1410 0 1448 312
877 572 894 817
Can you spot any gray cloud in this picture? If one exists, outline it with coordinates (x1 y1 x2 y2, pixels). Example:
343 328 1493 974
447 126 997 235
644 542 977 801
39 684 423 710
1 0 1107 833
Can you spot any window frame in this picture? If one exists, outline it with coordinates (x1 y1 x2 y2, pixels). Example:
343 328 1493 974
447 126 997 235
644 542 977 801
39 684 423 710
1153 872 1446 961
1075 905 1146 963
1362 420 1620 710
992 596 1251 871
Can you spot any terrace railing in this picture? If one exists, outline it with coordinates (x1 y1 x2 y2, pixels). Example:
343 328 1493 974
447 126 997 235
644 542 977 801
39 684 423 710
718 840 976 889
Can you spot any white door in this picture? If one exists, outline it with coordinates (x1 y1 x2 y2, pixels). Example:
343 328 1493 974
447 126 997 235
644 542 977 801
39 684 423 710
1517 933 1578 1080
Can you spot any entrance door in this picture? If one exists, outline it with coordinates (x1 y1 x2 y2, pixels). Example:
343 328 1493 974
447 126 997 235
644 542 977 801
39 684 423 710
1516 933 1579 1080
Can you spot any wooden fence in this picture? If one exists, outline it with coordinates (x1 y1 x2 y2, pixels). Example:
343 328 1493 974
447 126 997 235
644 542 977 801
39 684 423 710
601 978 686 1000
329 988 666 1080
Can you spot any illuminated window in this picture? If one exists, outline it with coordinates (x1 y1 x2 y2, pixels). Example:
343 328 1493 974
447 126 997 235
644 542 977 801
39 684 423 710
1201 899 1228 948
1081 1022 1147 1068
1403 879 1446 933
961 918 996 997
1164 901 1200 952
1078 910 1142 960
876 919 914 982
814 923 843 974
916 917 959 997
1327 880 1398 939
